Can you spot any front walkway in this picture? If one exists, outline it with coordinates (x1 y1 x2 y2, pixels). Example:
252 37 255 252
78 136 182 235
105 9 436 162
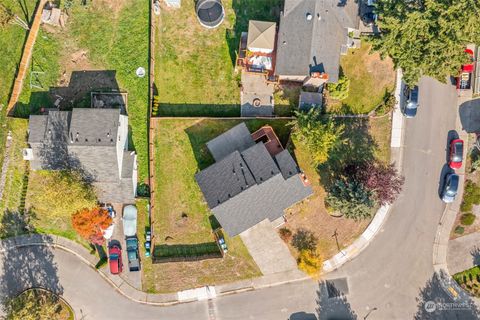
447 232 480 275
240 219 298 275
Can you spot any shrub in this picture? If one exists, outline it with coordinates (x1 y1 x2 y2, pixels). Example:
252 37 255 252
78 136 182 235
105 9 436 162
355 162 404 205
461 180 480 213
292 229 318 252
455 226 465 235
290 109 345 165
136 183 150 197
279 227 293 243
461 213 476 226
72 207 112 245
327 76 350 100
326 180 375 220
297 249 323 278
4 289 72 320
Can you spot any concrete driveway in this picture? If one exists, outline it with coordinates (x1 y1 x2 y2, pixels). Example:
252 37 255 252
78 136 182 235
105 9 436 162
240 219 298 275
448 232 480 275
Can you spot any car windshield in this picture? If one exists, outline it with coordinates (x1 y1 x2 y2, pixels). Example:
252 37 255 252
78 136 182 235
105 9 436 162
109 253 118 260
126 239 138 249
410 87 419 102
446 175 459 196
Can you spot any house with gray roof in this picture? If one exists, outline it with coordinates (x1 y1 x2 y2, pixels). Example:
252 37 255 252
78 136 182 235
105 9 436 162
23 108 137 204
275 0 360 85
195 123 313 237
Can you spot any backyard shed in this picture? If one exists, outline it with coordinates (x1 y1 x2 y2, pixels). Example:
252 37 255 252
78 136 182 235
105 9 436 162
247 20 276 53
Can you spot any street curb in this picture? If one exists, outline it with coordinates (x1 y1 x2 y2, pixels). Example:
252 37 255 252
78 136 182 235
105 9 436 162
431 96 480 303
322 69 404 273
0 234 314 306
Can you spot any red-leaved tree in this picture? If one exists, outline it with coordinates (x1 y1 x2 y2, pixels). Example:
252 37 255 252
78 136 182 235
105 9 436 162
357 162 404 205
72 207 112 245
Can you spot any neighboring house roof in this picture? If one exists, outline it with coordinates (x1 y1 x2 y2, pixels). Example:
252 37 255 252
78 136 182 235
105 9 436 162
27 108 136 204
207 123 255 161
195 124 313 236
299 91 323 111
247 20 276 51
275 0 360 82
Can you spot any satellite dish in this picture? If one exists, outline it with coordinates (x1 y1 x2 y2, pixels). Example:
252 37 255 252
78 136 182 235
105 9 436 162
136 67 146 78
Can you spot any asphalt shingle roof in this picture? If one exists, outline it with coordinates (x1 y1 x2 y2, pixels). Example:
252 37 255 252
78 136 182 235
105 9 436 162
207 123 255 161
247 20 276 51
196 123 313 236
275 0 360 83
68 108 119 146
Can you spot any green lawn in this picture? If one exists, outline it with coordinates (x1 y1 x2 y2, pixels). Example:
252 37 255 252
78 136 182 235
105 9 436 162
67 1 149 180
149 118 291 292
327 44 396 114
0 1 148 244
155 0 283 117
0 0 37 174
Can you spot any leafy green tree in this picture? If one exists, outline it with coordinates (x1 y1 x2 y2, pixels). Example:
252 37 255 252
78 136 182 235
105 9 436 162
326 180 375 220
290 109 345 165
4 290 69 320
327 75 350 100
371 0 480 85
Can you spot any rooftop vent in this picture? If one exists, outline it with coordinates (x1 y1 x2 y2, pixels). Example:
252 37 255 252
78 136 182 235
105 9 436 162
306 13 313 20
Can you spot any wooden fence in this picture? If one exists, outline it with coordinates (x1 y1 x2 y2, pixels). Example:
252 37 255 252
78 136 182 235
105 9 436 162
6 0 47 116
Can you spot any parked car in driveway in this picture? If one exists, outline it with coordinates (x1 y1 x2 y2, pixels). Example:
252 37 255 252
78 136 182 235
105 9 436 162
108 244 123 275
402 85 419 118
122 205 137 237
449 139 464 169
442 173 459 203
126 236 140 272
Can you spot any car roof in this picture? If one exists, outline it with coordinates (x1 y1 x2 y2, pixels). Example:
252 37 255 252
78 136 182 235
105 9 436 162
448 174 460 188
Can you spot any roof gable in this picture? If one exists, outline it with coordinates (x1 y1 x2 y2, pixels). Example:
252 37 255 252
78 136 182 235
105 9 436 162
68 108 120 146
206 123 255 161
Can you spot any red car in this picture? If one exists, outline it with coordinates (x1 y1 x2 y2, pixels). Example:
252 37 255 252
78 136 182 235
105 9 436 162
456 49 475 90
449 139 464 169
108 244 123 274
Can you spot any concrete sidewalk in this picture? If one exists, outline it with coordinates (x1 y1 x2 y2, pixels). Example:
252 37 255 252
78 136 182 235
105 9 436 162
0 234 310 306
322 69 404 273
447 232 480 275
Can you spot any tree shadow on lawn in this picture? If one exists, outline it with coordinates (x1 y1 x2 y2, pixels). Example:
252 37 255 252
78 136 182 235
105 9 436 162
0 210 63 311
226 0 284 66
316 118 378 189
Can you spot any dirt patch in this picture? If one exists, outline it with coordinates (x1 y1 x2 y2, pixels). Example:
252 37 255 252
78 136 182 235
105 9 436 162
94 0 128 17
364 48 395 91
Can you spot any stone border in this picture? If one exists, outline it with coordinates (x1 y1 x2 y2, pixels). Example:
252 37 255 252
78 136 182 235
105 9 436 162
322 69 405 273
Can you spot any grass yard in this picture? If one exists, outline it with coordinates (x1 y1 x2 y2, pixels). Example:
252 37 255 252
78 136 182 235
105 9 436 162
0 0 37 175
327 44 396 114
150 118 292 292
284 116 392 260
0 0 148 244
155 0 283 117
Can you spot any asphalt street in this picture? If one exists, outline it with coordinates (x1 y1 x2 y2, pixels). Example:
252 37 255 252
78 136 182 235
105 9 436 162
0 78 477 320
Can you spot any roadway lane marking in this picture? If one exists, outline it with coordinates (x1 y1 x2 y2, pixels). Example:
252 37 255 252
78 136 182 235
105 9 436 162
208 299 217 320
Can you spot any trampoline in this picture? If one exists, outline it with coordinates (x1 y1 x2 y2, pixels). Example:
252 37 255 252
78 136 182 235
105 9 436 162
196 0 225 29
